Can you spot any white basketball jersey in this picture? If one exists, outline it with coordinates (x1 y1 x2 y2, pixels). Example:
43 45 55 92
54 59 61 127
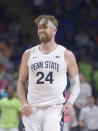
27 45 67 107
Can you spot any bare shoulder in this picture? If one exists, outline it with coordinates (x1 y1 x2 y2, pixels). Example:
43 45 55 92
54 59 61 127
64 49 75 59
64 49 76 66
21 49 31 64
65 50 78 76
23 49 31 57
22 49 31 60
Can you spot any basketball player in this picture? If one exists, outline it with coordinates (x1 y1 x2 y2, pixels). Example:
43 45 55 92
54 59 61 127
17 15 80 131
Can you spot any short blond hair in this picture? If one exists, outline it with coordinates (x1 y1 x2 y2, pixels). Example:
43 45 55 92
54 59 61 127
34 15 58 28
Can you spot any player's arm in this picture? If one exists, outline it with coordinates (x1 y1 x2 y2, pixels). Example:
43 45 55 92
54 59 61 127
63 50 80 115
65 50 80 104
17 50 29 106
17 49 32 116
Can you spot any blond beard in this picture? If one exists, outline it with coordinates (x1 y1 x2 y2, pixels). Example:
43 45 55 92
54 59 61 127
39 33 52 43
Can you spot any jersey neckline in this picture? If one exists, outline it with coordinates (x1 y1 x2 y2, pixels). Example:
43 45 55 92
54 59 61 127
37 44 60 56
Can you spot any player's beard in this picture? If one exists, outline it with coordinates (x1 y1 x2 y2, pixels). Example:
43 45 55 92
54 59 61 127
39 32 52 43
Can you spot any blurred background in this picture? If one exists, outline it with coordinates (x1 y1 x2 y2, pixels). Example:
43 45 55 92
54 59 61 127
0 0 98 131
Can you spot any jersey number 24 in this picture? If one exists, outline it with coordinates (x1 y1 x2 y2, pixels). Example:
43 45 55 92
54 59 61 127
36 71 54 84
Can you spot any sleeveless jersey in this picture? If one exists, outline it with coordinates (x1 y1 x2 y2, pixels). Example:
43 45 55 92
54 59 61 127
27 45 67 107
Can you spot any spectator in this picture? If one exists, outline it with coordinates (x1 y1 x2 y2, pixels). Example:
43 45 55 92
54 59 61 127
0 86 22 131
75 27 93 48
0 37 14 72
74 73 92 120
79 96 98 131
78 55 93 83
8 15 21 36
75 73 92 106
0 62 14 96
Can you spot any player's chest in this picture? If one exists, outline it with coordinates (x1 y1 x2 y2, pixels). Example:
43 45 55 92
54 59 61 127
28 55 65 72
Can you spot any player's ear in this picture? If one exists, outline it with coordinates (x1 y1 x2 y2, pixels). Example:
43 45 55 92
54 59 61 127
53 28 57 34
54 28 57 32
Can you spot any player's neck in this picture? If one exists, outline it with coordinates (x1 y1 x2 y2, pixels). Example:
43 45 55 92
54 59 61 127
40 41 58 54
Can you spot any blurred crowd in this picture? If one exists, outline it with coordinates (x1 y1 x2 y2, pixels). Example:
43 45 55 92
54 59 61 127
0 0 98 131
63 74 98 131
